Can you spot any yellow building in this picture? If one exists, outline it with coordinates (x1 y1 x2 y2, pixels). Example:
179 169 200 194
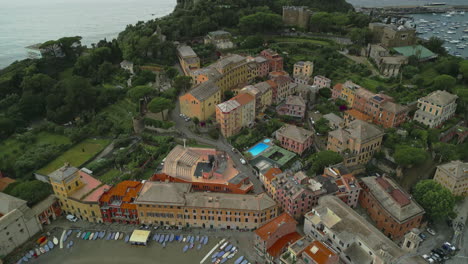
216 93 256 137
434 161 468 196
339 80 361 108
135 182 278 230
49 164 109 223
179 80 222 121
180 54 259 120
327 120 384 166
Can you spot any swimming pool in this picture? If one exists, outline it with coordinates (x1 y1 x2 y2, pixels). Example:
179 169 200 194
263 139 271 143
248 143 270 156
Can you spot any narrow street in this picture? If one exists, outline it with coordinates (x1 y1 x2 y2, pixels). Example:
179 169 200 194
170 102 264 194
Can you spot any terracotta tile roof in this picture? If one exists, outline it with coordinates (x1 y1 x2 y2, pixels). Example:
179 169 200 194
345 109 371 122
0 176 16 192
333 83 343 92
232 93 254 106
266 232 302 258
99 181 142 203
255 212 297 241
70 171 110 202
266 80 277 88
303 241 337 264
264 168 282 182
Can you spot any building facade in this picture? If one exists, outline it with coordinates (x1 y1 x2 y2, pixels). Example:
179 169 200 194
99 181 143 224
313 75 331 89
359 176 425 240
32 195 61 226
282 6 312 30
204 30 234 50
414 90 458 128
216 93 255 137
327 120 384 166
49 164 109 223
261 49 284 72
433 161 468 196
280 237 340 264
177 45 200 75
369 23 416 48
276 96 307 119
135 182 278 230
293 61 314 84
276 124 313 155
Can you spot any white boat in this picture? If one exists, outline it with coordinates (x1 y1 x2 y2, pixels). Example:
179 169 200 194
119 233 124 240
219 242 228 250
53 237 59 245
447 31 456 34
115 232 120 240
76 231 82 238
89 233 94 240
35 248 41 256
39 247 45 254
222 251 230 258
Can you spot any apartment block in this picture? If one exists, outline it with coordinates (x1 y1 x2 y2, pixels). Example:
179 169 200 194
216 93 255 137
280 237 340 264
369 23 416 48
135 182 278 230
313 75 331 89
414 90 458 128
434 160 468 196
359 176 425 240
293 61 314 84
261 49 284 72
177 45 200 75
327 120 384 166
276 124 313 155
276 96 307 119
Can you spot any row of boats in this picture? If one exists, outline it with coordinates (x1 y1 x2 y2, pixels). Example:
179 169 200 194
211 241 248 264
17 236 59 263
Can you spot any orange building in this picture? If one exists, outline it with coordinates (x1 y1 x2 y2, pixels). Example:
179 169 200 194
254 212 302 263
216 93 255 137
359 176 425 240
99 181 143 224
344 109 372 125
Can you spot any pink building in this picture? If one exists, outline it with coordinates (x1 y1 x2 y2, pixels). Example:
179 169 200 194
275 124 313 155
261 49 284 72
331 83 343 99
276 96 306 119
254 56 270 77
313 75 331 89
254 213 302 262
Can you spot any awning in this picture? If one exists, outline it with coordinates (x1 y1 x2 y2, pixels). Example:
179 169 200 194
129 230 151 244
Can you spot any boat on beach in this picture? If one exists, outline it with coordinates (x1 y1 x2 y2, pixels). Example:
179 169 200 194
190 236 194 243
44 245 49 252
94 233 99 240
89 233 94 240
76 231 82 238
219 242 228 250
189 243 194 249
119 233 124 240
225 244 232 251
169 233 174 242
159 234 165 243
106 233 112 240
47 240 54 249
35 248 41 256
39 247 45 254
183 245 189 252
164 234 170 242
125 234 130 243
234 256 244 264
197 244 202 250
115 232 120 240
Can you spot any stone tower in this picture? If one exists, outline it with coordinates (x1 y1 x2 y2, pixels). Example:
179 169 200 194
282 6 313 30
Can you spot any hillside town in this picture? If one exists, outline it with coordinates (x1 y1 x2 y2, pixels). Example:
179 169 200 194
1 0 468 264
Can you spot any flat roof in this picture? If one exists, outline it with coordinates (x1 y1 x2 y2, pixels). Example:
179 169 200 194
135 182 191 206
177 45 197 58
185 192 276 211
393 45 436 60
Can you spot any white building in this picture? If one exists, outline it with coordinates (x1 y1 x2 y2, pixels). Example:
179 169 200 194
414 90 458 128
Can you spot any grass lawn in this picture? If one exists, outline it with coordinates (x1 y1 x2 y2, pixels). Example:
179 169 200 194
0 132 71 165
272 37 331 46
37 138 110 175
99 169 122 184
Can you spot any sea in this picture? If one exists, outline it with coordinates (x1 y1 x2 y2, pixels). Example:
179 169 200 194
0 0 177 69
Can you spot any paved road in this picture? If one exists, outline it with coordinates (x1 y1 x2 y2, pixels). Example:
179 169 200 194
170 102 264 194
447 198 468 264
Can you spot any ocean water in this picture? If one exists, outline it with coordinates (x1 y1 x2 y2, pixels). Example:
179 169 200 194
0 0 176 69
347 0 468 7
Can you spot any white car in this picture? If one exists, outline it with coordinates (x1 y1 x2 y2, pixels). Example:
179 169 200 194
240 158 246 165
66 214 78 222
426 228 436 236
422 254 434 263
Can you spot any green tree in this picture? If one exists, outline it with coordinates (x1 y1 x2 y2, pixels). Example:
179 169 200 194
433 142 460 162
307 150 343 175
459 60 468 83
413 180 456 220
132 70 156 86
192 117 200 126
241 35 264 49
4 180 53 206
164 66 179 80
239 12 282 34
315 118 331 134
0 117 15 139
424 36 447 55
173 76 192 93
223 90 235 101
432 74 456 91
127 85 154 102
147 97 174 120
393 145 427 167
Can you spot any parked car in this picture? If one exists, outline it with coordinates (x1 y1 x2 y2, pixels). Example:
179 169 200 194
240 158 246 165
426 228 436 236
422 254 434 263
66 214 78 222
443 242 456 251
419 233 427 240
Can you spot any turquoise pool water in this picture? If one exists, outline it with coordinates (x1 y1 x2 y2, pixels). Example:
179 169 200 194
263 139 271 143
248 143 270 156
